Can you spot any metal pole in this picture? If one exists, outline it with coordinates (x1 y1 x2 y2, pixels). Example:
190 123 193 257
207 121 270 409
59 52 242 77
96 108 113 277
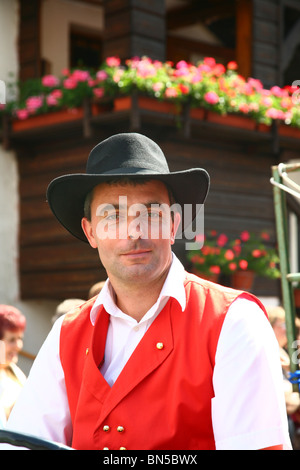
272 165 298 379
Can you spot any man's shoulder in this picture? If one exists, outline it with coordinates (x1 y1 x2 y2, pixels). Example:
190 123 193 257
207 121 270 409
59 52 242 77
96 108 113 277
184 271 267 317
184 271 241 298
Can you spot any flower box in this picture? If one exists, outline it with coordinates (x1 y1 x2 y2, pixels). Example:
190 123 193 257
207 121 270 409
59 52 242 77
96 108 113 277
12 108 84 132
114 95 178 115
11 103 107 132
205 110 257 130
279 124 300 139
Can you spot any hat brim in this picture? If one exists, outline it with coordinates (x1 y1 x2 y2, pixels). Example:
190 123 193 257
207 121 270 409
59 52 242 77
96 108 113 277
46 168 210 242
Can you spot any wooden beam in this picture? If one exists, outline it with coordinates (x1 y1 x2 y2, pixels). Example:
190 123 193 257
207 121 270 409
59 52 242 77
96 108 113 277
236 0 253 79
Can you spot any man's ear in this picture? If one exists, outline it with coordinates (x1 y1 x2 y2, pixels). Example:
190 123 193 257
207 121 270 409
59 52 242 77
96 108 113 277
81 217 98 249
171 211 181 245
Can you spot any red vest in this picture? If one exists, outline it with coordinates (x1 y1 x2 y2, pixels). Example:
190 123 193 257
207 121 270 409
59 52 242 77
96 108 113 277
60 273 266 450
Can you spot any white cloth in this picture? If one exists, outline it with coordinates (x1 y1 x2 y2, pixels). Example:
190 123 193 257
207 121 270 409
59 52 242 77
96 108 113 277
3 255 292 449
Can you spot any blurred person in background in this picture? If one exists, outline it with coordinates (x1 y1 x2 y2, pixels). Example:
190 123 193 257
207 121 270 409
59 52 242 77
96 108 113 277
266 305 300 448
0 305 26 426
51 298 85 325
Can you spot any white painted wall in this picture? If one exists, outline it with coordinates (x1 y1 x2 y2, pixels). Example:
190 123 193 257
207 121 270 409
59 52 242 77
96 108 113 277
41 0 104 76
0 0 58 375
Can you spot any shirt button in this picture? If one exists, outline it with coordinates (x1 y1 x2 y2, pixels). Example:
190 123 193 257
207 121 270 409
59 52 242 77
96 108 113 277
117 425 125 432
103 425 110 432
156 342 164 350
133 326 139 332
119 447 127 450
103 447 109 450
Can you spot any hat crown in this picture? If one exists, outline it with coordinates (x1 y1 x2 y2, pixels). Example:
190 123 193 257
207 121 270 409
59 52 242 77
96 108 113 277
86 133 170 175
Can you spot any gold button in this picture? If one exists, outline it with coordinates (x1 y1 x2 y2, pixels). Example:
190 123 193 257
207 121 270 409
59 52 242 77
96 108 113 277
103 425 110 432
119 447 127 450
117 426 125 433
156 342 164 350
103 447 109 450
85 348 89 355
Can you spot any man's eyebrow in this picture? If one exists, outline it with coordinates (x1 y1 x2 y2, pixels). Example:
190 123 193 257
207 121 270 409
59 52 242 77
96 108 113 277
97 201 170 211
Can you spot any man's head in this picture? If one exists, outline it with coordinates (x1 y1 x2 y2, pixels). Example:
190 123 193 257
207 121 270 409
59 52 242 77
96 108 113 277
47 132 210 243
81 178 181 287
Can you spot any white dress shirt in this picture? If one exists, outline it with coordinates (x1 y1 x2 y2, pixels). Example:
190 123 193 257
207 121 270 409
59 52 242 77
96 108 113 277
4 254 292 449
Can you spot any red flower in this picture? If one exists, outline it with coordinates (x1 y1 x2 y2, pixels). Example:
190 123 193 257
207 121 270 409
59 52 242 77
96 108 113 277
225 249 235 260
204 91 219 105
106 57 121 67
252 249 262 258
239 260 248 270
217 234 228 247
209 265 221 274
240 230 250 242
227 61 238 70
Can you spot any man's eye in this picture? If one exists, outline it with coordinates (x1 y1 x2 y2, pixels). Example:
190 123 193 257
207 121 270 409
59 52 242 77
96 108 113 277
148 211 160 218
105 213 119 221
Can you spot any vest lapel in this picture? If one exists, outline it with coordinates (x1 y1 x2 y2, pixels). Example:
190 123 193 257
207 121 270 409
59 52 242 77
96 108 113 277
83 308 111 402
99 299 175 422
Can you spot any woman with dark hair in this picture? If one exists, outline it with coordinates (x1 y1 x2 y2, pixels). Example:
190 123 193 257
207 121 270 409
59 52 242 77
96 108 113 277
0 305 26 426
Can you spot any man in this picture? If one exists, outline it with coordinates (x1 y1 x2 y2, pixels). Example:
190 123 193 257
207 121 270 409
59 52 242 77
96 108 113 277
4 133 291 449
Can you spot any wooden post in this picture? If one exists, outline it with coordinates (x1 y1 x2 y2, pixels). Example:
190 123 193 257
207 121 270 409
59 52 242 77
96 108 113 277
236 0 253 79
102 0 166 61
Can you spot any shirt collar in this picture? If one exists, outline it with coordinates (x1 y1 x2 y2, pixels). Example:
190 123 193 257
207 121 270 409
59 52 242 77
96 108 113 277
90 253 186 325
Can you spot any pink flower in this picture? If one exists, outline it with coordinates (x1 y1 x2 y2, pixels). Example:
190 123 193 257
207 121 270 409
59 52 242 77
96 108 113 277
42 74 59 87
152 82 164 93
16 109 29 120
165 87 178 98
96 70 108 81
72 70 90 82
261 96 273 107
240 231 250 242
46 89 62 106
266 108 286 120
93 87 104 99
270 86 284 97
106 56 121 67
217 234 228 247
63 77 77 89
26 96 43 113
204 91 219 105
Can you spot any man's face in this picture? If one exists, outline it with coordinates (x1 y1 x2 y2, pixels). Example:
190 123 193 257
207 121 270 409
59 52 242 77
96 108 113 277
81 180 180 287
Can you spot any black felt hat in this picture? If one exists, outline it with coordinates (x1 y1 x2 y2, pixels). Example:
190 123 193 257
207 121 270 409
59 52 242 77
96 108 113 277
46 132 210 242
